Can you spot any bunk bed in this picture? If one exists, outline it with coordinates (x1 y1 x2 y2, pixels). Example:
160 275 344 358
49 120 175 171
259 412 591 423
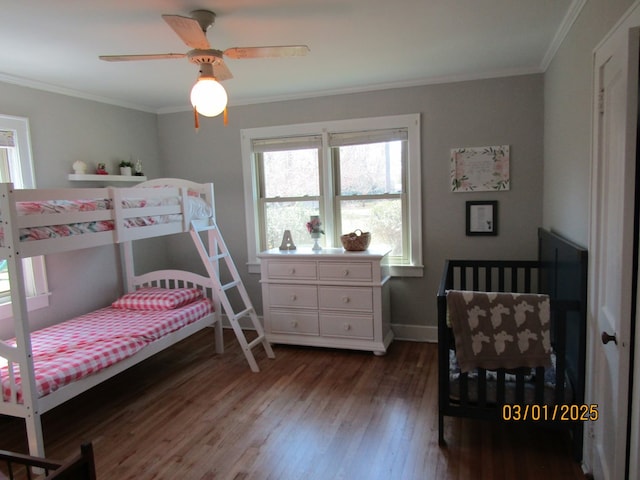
437 228 588 460
0 178 272 460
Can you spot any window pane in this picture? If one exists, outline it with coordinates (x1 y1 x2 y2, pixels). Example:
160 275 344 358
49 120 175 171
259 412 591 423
340 198 403 256
264 201 321 249
0 259 8 297
336 141 403 195
262 149 320 198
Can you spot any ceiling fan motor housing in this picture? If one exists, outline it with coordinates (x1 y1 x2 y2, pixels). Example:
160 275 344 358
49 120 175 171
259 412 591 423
188 49 224 66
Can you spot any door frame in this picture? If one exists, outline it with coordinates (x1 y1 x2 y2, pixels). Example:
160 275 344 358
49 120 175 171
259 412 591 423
589 2 640 478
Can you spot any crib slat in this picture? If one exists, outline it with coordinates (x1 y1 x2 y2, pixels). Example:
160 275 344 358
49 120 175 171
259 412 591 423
477 368 487 408
524 266 532 292
534 366 545 404
496 370 506 405
459 372 469 406
515 370 525 404
485 268 492 291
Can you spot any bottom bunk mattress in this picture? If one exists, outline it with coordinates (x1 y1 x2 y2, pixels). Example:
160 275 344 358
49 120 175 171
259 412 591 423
447 349 573 405
1 287 214 403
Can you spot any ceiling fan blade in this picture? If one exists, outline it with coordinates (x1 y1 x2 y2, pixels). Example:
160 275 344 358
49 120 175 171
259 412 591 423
99 53 186 62
162 14 211 50
224 45 310 60
213 59 233 81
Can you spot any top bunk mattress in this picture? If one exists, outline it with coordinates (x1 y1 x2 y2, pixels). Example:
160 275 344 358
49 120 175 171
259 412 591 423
1 296 213 403
0 179 213 256
0 193 212 246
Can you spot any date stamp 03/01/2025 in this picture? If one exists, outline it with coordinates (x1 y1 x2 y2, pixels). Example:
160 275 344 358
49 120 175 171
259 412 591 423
502 404 599 422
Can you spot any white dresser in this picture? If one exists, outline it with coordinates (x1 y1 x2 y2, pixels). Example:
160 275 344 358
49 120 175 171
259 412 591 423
258 248 393 354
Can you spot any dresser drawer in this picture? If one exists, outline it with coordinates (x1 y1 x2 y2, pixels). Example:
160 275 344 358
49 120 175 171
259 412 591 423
318 262 372 282
267 261 317 280
270 311 319 335
267 285 318 308
318 286 373 312
319 313 374 339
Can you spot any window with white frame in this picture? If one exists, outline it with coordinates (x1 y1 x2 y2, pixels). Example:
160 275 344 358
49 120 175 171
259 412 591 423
0 115 49 320
241 114 423 277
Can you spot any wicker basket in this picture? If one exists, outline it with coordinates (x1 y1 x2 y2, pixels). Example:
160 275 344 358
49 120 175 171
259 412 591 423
340 229 371 251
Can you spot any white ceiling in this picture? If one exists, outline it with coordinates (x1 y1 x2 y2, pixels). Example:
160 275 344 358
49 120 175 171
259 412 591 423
0 0 579 114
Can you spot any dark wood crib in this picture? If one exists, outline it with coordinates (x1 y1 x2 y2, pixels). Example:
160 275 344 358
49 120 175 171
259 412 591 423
437 228 587 460
0 442 96 480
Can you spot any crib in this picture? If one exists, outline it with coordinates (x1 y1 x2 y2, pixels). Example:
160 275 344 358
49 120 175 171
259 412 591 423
0 442 96 479
437 228 587 460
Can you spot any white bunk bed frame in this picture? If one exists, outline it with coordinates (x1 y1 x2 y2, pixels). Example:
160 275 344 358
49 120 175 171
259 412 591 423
0 178 272 459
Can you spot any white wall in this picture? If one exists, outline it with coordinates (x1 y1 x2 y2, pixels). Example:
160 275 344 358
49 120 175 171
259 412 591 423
0 82 163 337
158 74 545 339
543 0 635 245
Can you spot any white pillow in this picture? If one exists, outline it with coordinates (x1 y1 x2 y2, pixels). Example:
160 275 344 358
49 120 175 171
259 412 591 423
187 196 213 219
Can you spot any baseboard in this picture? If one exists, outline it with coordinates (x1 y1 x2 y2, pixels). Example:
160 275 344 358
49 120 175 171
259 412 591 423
391 323 438 343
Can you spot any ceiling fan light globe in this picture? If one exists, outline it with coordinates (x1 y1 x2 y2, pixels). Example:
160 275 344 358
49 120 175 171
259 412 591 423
190 78 227 117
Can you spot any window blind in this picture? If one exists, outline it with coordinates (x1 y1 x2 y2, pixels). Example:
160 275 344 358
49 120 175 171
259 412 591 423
252 135 322 153
329 128 407 147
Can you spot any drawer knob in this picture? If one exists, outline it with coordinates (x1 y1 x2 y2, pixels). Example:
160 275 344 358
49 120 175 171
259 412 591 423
343 323 351 331
289 268 296 275
343 269 350 276
342 296 350 303
291 320 298 328
290 294 297 302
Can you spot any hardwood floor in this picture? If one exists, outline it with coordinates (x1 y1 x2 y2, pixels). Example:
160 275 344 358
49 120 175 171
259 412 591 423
0 328 585 480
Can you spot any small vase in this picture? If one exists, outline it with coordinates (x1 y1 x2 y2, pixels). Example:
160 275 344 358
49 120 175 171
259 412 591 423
120 166 132 176
311 232 322 251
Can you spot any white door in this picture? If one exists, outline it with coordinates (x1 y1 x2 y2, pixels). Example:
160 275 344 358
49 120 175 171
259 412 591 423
589 24 639 480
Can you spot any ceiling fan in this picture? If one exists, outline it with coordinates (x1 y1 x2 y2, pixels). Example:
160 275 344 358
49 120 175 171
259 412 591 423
100 9 310 118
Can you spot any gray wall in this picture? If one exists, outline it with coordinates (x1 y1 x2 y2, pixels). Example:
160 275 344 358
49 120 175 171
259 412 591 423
158 74 544 339
543 0 635 245
0 82 163 337
0 59 546 341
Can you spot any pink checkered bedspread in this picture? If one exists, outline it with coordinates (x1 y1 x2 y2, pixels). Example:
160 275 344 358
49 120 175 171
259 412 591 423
1 298 213 403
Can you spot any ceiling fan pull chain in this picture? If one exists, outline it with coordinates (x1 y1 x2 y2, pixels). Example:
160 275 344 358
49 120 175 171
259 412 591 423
223 107 228 126
194 107 200 131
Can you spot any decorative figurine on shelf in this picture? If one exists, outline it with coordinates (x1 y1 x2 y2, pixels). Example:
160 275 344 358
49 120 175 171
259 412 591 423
134 158 144 176
96 163 108 175
306 215 324 251
72 160 87 174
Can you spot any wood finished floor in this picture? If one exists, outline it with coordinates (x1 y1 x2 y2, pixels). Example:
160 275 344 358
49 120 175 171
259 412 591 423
0 329 585 480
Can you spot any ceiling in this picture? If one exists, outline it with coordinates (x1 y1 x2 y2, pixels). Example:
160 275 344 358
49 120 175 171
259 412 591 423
0 0 579 114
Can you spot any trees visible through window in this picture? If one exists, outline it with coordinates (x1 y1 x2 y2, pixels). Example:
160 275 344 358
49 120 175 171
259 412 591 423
242 114 422 276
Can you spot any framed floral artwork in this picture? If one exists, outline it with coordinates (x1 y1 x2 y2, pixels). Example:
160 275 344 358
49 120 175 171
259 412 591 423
450 145 510 192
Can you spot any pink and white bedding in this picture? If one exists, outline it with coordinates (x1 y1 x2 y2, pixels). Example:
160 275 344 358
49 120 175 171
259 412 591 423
1 295 213 402
0 194 212 245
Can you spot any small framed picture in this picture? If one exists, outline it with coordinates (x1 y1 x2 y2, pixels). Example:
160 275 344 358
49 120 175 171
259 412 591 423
466 201 498 236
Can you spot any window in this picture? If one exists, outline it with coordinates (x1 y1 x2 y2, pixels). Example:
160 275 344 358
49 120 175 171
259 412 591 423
242 114 422 276
0 114 49 320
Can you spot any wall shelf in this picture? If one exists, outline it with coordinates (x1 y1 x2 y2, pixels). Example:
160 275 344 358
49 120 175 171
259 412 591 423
68 174 147 183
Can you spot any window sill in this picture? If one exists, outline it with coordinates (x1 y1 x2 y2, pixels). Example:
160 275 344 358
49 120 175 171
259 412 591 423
0 292 51 321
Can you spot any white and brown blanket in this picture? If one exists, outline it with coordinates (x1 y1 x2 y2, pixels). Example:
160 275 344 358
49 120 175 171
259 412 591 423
446 290 551 373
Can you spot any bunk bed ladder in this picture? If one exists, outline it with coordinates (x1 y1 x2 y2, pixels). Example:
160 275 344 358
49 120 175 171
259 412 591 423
190 220 275 372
